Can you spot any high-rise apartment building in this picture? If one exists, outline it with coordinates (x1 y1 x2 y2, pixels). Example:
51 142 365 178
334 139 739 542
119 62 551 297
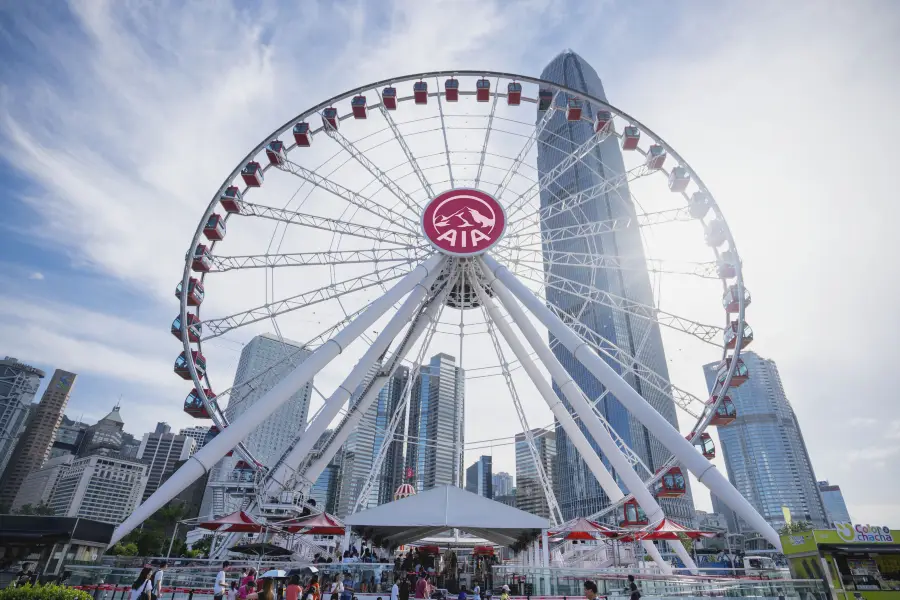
515 429 556 518
137 431 195 502
0 357 45 478
179 426 210 454
493 472 514 498
155 422 172 434
310 430 342 515
49 455 148 524
0 369 76 509
405 354 464 492
200 334 312 516
818 480 852 526
12 453 74 511
537 50 693 523
78 405 125 457
703 352 828 531
50 416 89 459
466 456 493 498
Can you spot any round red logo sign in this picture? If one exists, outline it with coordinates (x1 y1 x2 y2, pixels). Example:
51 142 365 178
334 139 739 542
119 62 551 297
422 188 506 256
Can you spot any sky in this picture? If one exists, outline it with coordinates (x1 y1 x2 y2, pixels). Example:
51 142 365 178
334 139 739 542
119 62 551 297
1 0 899 525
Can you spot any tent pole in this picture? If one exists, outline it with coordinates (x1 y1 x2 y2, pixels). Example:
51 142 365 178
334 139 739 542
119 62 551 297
166 522 179 559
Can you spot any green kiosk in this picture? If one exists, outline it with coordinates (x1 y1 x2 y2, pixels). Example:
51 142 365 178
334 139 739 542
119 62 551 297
782 524 900 599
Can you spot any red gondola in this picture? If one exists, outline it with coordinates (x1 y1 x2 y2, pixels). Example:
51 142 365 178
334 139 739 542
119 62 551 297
507 82 522 106
716 356 749 388
717 251 738 279
241 161 263 187
203 214 226 242
219 186 242 213
688 191 710 219
171 313 201 342
184 388 213 418
722 285 751 313
175 277 205 307
265 140 286 166
653 467 686 498
174 350 206 380
595 110 612 133
414 81 428 104
708 396 737 426
725 320 753 349
351 95 367 119
646 144 666 170
622 126 640 150
444 78 458 102
292 122 312 147
668 166 690 192
687 432 716 460
705 219 728 247
566 97 582 121
322 107 339 130
382 87 397 110
538 89 553 111
476 78 490 102
192 244 212 273
620 499 649 527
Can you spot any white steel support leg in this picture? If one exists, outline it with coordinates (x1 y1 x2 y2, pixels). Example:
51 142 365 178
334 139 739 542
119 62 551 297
541 530 550 567
472 282 672 575
109 253 444 546
480 254 783 551
482 266 698 574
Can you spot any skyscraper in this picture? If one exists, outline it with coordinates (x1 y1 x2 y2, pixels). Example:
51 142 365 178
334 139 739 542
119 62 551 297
515 429 556 518
180 426 210 454
406 354 464 492
155 422 172 434
310 429 342 515
0 369 75 509
493 472 514 498
49 455 148 524
537 50 692 522
818 481 852 526
702 352 828 530
137 431 196 502
465 456 493 498
200 334 312 516
78 405 125 457
0 357 45 478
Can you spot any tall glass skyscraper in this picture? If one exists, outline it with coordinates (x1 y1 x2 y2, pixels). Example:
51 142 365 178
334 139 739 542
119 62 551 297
818 480 851 526
537 50 693 523
702 352 827 530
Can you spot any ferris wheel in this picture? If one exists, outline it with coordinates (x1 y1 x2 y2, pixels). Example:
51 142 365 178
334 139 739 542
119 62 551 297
118 70 776 568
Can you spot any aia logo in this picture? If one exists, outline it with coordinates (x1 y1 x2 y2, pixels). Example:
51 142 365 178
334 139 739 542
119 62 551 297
422 188 506 256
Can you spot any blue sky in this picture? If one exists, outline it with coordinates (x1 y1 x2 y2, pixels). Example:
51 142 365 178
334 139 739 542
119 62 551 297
2 0 899 523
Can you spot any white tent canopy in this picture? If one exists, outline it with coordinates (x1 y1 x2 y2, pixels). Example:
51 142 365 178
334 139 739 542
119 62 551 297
344 485 550 548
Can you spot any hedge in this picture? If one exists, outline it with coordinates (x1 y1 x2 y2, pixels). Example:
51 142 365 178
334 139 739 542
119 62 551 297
0 584 92 600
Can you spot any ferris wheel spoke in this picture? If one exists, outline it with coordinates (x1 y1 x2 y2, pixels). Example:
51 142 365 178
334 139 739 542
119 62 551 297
239 201 419 247
494 90 560 200
493 247 719 280
274 157 418 233
434 77 455 189
199 262 417 340
474 77 501 189
208 247 427 272
321 119 422 220
376 90 435 199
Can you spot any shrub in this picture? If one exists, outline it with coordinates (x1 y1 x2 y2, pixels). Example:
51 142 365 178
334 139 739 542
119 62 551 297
0 584 92 600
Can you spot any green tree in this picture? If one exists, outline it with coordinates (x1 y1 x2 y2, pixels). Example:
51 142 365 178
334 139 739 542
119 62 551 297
108 542 139 557
191 536 212 556
778 520 814 536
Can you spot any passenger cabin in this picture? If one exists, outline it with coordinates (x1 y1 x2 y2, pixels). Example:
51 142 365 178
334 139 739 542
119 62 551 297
292 122 312 147
174 350 206 380
322 107 339 130
722 285 751 313
265 140 286 166
717 357 749 387
566 97 582 121
507 82 522 106
668 166 690 192
689 191 710 219
595 110 612 133
654 467 687 498
538 89 553 111
219 186 242 213
171 313 201 343
203 214 226 242
175 277 204 307
241 161 263 187
622 126 640 150
351 95 367 119
414 81 428 105
444 78 459 102
192 244 212 273
184 388 213 419
620 499 649 527
725 320 754 350
646 144 667 170
476 78 490 102
688 432 716 460
705 219 728 247
382 87 397 110
709 396 737 426
717 250 739 279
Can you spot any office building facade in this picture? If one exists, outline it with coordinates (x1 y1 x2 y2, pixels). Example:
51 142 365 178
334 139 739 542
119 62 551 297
703 352 828 531
466 456 493 498
515 429 556 518
50 417 89 459
818 481 852 526
179 426 210 453
49 455 148 524
537 50 693 522
137 431 195 502
493 472 514 498
78 405 125 457
310 430 342 515
0 357 45 478
12 453 75 511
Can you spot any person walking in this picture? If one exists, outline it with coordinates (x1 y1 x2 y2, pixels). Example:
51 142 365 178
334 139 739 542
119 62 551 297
391 577 400 600
414 575 427 600
626 575 640 600
130 568 153 600
286 575 302 600
152 562 168 600
214 562 231 600
398 576 410 600
330 574 344 600
583 580 598 600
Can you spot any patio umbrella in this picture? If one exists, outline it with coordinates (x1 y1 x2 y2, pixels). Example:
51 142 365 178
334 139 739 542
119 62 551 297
260 570 288 579
282 512 345 535
198 510 269 533
620 518 717 541
549 517 618 541
227 542 292 557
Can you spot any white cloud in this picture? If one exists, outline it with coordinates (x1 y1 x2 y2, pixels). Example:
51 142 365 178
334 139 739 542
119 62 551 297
28 271 44 280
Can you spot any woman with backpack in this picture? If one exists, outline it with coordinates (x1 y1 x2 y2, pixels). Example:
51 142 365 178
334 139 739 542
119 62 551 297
130 567 153 600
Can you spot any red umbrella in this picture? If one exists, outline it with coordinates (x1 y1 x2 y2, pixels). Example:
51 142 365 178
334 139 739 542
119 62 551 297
550 517 618 541
198 510 268 533
621 518 716 541
282 512 345 535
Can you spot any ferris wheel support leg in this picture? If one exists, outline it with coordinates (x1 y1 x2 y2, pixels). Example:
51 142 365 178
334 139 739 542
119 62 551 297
480 254 783 552
472 281 672 576
481 264 697 574
108 253 445 547
263 257 446 497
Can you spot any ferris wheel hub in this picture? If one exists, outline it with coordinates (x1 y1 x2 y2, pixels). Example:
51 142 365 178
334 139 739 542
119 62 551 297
421 188 506 256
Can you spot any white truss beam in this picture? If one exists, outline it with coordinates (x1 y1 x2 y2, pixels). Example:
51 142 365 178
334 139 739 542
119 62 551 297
377 91 434 199
494 90 559 200
208 247 425 271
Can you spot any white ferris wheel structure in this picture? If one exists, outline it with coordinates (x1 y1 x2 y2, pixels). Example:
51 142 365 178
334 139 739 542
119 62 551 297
113 71 772 572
